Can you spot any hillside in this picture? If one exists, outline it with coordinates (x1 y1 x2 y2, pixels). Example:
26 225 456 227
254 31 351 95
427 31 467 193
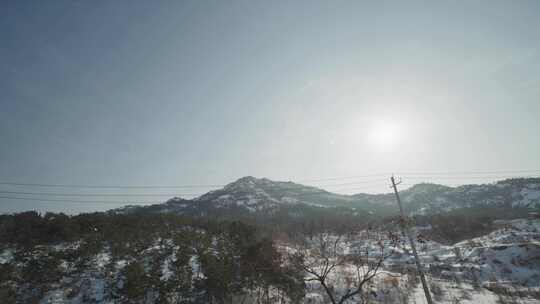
2 212 539 303
118 177 540 218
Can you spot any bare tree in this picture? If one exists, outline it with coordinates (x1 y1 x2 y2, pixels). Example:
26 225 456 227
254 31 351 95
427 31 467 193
290 230 397 304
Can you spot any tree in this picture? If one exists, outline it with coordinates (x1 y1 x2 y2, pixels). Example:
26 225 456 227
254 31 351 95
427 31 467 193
241 237 305 303
290 230 397 304
123 261 149 300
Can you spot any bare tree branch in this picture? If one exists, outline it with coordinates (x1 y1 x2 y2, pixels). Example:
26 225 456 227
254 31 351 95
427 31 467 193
289 228 398 304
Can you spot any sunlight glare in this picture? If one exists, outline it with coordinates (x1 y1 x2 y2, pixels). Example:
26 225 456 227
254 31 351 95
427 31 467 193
367 120 400 149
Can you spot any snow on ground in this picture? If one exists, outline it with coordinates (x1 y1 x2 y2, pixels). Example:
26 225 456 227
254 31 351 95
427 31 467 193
409 280 540 304
409 280 498 304
94 252 111 269
160 252 176 281
10 218 540 303
298 219 540 303
0 248 14 264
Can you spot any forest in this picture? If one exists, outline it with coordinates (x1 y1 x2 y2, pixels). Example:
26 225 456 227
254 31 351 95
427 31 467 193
0 208 518 303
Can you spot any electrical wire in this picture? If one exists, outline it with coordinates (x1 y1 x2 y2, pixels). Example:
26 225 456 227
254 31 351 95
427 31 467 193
0 169 538 189
0 170 537 205
0 191 200 197
0 196 159 205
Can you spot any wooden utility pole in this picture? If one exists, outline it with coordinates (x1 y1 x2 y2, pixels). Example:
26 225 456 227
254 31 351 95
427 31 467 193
391 175 434 304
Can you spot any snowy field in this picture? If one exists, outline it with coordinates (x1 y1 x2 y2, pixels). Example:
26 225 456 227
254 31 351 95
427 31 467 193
296 218 540 304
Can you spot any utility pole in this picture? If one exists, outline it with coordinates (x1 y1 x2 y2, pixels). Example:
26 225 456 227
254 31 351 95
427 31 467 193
391 175 434 304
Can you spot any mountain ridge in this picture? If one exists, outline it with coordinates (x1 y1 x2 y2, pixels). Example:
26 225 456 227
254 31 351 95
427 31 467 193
115 176 540 217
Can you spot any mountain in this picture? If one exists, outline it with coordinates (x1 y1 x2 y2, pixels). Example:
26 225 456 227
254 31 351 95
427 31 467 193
355 178 540 215
117 177 540 217
194 176 357 209
119 176 361 219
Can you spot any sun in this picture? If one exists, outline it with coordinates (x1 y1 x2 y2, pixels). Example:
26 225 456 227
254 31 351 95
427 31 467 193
367 120 400 149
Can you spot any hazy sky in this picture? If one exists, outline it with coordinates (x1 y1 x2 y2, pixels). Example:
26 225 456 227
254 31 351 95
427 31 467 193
1 1 540 213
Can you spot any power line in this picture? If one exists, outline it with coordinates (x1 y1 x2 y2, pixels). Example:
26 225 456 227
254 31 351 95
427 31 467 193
291 169 540 183
0 179 394 190
315 178 390 187
0 184 392 205
402 175 539 180
0 169 538 189
0 171 538 205
0 196 159 205
297 173 391 183
0 182 224 189
0 173 533 205
0 177 387 189
0 179 394 199
397 169 540 176
0 191 201 197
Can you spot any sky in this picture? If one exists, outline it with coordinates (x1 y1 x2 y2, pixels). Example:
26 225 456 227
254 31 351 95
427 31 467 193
1 1 540 214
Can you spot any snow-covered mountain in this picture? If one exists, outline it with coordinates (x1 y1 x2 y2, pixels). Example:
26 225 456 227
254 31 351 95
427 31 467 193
119 176 359 216
362 178 540 215
194 176 356 210
118 177 540 217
